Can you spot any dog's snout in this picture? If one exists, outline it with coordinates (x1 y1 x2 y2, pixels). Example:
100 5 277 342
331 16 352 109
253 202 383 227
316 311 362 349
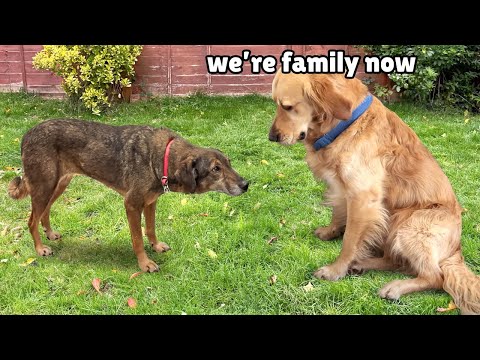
239 180 249 192
299 131 306 140
269 127 280 142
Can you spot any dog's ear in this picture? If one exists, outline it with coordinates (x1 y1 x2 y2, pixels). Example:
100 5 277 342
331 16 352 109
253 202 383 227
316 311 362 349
174 156 198 193
305 75 352 120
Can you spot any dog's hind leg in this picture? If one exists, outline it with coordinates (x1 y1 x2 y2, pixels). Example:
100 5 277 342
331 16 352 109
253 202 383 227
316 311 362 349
348 256 397 275
28 180 58 256
143 201 171 253
41 174 73 240
378 208 459 300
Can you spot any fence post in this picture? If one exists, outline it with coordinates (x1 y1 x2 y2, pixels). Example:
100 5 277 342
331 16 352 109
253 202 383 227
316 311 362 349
19 45 28 92
167 45 172 95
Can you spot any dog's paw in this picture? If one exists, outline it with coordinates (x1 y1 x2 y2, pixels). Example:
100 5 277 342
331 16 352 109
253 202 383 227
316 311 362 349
347 263 365 275
314 226 341 241
139 258 160 273
378 280 403 300
36 245 53 256
46 230 61 241
152 242 171 253
313 265 346 281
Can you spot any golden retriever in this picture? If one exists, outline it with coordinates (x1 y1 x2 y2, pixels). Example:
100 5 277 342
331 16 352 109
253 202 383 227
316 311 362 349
269 72 480 314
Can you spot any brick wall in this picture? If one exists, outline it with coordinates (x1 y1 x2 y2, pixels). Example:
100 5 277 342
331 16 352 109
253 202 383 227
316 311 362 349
0 45 388 98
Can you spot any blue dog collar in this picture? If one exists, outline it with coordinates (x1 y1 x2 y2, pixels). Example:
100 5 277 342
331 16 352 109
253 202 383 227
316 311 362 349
313 93 373 151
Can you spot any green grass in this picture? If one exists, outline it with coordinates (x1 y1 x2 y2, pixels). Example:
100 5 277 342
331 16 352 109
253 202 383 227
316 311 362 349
0 92 479 315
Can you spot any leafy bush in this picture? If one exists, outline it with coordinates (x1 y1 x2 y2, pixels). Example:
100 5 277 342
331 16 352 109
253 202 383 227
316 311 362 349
33 45 143 115
362 45 480 111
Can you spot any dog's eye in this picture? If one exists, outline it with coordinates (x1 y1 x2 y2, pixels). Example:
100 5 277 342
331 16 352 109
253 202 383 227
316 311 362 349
282 104 293 111
212 165 221 173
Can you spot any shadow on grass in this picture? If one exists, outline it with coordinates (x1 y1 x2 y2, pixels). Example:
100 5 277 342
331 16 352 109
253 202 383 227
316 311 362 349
47 238 168 270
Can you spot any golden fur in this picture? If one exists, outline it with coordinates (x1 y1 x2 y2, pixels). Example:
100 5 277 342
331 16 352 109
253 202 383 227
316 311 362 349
269 72 480 314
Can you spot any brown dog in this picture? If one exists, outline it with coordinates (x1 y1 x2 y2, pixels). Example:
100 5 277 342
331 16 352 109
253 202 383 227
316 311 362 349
8 119 248 272
269 72 480 314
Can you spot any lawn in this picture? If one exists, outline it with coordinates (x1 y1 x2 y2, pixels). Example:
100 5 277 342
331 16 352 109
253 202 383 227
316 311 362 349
0 92 479 315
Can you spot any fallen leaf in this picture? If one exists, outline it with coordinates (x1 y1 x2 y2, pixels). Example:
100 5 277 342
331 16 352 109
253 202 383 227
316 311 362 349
253 202 261 211
1 258 8 263
223 202 229 209
77 290 86 295
441 133 447 137
194 241 201 249
437 300 457 313
269 275 277 285
181 198 188 206
303 282 314 292
129 271 142 280
262 184 269 189
260 159 269 165
13 138 19 143
207 249 218 259
92 278 102 295
267 236 278 245
1 225 8 237
219 303 225 308
151 299 158 304
11 226 22 233
20 257 36 267
127 297 137 308
141 227 145 236
167 215 174 220
111 269 118 273
181 311 187 315
199 213 209 217
464 118 470 124
277 173 285 178
229 209 236 217
462 208 468 213
279 219 286 227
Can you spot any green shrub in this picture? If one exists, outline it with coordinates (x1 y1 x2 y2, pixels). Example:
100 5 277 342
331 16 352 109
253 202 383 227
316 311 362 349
33 45 143 115
362 45 480 111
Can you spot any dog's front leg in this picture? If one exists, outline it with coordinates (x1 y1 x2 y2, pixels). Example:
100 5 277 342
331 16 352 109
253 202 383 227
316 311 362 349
125 196 159 273
314 190 386 281
144 201 171 253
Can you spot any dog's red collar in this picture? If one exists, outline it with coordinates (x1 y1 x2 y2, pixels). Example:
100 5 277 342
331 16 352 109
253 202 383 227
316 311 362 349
161 138 175 192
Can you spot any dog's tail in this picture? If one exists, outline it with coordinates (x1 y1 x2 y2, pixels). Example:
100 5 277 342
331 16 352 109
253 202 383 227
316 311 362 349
8 176 29 200
440 251 480 315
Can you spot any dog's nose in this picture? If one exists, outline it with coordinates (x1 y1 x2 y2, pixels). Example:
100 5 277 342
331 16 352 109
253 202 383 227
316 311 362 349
240 180 249 192
299 131 306 140
269 128 280 142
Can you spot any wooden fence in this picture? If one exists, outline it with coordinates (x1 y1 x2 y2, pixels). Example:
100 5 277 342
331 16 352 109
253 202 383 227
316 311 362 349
0 45 387 98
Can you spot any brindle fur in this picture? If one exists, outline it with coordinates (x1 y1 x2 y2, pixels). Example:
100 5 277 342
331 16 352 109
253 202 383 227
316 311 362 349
8 119 248 272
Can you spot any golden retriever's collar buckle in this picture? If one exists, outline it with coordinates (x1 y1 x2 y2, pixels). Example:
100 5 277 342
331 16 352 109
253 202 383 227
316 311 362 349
313 93 373 151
